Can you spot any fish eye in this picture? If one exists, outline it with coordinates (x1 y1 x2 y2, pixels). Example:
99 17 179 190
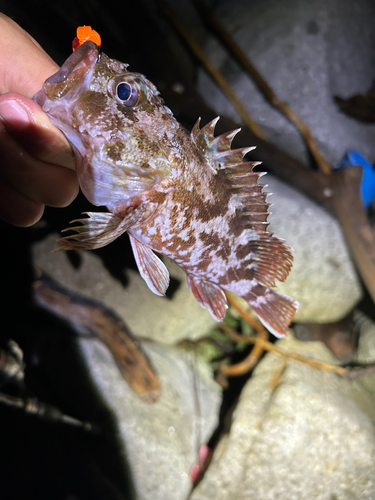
111 76 143 107
116 81 139 106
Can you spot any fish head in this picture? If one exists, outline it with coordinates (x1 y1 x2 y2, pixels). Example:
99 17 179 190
34 41 175 210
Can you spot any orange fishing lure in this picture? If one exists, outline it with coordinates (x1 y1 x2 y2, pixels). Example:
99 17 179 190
72 26 101 51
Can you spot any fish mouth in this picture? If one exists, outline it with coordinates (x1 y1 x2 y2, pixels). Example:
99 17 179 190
33 41 99 105
46 41 99 84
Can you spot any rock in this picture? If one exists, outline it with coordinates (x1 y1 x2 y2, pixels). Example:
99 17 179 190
33 234 217 344
191 334 375 500
79 339 222 500
355 312 375 401
266 174 362 322
356 312 375 363
197 0 375 166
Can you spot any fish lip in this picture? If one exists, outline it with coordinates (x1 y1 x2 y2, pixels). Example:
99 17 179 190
46 41 99 84
33 41 99 106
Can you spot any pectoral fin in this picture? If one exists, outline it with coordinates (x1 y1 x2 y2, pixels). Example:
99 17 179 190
187 276 228 321
129 235 170 296
56 203 157 251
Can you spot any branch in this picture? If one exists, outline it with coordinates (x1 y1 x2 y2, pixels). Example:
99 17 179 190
218 323 348 377
156 0 266 139
331 167 375 304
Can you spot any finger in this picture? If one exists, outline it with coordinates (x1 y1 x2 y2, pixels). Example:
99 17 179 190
0 93 75 170
0 120 78 208
0 14 59 97
0 179 44 227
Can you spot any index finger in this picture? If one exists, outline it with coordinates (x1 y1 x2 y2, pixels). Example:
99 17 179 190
0 93 75 170
0 13 59 97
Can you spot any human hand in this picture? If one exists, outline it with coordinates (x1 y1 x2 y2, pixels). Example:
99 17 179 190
0 14 78 227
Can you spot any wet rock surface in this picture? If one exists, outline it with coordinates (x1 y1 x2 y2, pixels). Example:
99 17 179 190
190 333 375 500
198 0 375 166
355 313 375 401
79 339 222 500
266 175 362 322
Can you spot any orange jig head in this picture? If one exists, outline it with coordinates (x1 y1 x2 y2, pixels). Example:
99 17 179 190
72 26 101 51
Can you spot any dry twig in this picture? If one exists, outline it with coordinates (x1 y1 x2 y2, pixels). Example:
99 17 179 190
218 322 348 377
270 358 288 390
156 0 266 139
218 302 375 380
219 336 267 377
220 291 268 376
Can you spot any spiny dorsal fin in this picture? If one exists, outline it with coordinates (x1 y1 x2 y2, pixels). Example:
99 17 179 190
192 116 250 167
227 162 271 232
191 116 220 152
206 128 241 156
215 146 256 166
192 117 270 232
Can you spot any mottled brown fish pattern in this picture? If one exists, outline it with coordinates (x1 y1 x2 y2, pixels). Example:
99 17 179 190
33 41 298 337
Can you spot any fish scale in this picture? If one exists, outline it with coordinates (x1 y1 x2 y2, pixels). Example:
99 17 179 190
33 40 298 337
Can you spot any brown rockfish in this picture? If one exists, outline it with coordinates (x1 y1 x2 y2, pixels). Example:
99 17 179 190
33 41 298 337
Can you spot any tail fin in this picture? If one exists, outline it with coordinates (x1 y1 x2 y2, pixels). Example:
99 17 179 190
245 285 299 338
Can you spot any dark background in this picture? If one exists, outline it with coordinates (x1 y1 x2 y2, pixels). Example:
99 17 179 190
1 1 375 499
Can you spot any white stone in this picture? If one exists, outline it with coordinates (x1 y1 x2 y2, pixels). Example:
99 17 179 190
79 339 222 500
191 334 375 500
266 174 362 322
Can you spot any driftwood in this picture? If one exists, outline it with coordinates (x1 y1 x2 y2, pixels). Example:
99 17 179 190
332 167 375 304
33 269 160 402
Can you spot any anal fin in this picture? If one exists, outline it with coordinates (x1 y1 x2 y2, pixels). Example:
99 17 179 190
129 235 170 296
187 276 228 321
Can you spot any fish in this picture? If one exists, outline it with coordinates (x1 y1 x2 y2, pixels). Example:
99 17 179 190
33 40 299 337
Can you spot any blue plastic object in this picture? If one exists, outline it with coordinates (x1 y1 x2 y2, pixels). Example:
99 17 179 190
335 149 375 207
